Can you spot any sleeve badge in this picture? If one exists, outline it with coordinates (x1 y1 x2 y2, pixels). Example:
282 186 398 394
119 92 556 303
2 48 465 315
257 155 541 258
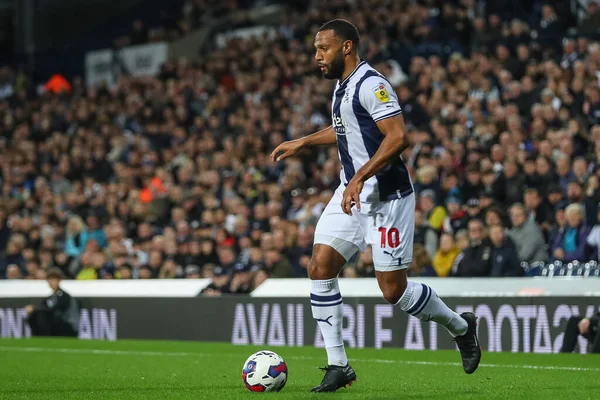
372 83 389 103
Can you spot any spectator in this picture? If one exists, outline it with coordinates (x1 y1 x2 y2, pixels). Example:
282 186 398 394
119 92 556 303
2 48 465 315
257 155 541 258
508 203 549 263
442 196 468 234
489 225 523 277
5 264 23 279
549 201 569 245
117 263 133 279
0 210 11 253
586 204 600 262
454 230 469 251
229 262 253 294
432 233 460 277
138 265 152 279
585 175 600 226
484 206 506 228
185 264 201 279
414 209 438 260
201 266 231 296
579 2 600 39
551 203 591 262
85 215 107 249
465 198 482 222
408 244 436 277
461 166 483 202
478 187 495 214
452 219 493 277
499 160 525 207
0 234 26 278
418 189 447 232
64 216 88 258
523 187 552 227
544 185 565 231
264 249 293 278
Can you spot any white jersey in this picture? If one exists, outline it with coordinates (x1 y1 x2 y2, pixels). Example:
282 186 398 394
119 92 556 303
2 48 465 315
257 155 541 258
331 60 413 203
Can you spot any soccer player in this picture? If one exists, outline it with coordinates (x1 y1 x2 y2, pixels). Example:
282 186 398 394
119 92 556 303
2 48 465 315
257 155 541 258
271 19 481 392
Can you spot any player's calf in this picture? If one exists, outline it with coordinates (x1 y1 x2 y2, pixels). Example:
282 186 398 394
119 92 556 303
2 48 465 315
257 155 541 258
310 278 346 367
308 244 350 372
376 272 481 374
377 272 467 337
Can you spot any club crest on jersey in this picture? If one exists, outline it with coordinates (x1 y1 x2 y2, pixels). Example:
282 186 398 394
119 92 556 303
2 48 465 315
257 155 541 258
373 83 389 103
332 114 348 135
343 90 350 103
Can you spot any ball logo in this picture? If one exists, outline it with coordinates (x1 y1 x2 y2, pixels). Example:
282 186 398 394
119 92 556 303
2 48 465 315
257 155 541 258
332 114 348 135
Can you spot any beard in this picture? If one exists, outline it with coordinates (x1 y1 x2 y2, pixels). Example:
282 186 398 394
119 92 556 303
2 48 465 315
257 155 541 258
322 50 345 80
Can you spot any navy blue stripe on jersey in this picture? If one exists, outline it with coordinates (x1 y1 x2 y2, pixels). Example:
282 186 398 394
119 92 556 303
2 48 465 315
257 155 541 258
338 60 367 91
310 292 342 302
333 86 355 184
373 109 402 122
352 71 413 201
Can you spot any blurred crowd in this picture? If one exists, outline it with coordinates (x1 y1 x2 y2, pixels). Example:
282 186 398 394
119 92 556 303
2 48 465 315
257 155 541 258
114 0 256 48
1 0 600 294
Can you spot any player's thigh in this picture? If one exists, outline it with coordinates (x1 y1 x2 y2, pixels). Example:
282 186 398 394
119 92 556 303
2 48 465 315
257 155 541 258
362 193 415 272
312 187 365 279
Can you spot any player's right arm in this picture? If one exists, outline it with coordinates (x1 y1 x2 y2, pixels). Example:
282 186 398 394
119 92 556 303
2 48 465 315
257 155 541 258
270 125 336 162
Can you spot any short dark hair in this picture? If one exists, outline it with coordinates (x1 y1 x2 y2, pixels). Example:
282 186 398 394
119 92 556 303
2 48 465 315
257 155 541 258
47 268 65 280
318 19 360 47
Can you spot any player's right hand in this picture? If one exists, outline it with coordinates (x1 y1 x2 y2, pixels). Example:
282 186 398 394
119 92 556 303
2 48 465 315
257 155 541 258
578 318 590 335
270 139 303 162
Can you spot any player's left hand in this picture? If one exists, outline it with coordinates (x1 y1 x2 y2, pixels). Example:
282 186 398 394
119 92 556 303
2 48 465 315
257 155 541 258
342 177 364 216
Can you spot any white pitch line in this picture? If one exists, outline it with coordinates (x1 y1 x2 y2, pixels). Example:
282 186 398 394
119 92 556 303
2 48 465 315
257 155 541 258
0 346 598 372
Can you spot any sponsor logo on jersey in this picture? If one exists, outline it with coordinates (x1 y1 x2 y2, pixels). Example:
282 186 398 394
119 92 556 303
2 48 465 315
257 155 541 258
373 83 389 103
332 113 349 135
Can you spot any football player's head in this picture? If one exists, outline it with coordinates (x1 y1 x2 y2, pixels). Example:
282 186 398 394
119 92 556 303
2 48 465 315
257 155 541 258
315 19 360 80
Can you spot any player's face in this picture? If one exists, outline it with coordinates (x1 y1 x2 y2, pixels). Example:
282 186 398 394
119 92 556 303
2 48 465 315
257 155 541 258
314 30 346 80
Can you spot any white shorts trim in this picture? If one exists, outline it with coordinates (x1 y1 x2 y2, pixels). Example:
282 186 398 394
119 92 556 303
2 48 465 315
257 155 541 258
373 262 411 272
314 234 360 262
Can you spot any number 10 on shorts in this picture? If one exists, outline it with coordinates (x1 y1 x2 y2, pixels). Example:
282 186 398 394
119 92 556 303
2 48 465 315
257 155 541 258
378 227 400 248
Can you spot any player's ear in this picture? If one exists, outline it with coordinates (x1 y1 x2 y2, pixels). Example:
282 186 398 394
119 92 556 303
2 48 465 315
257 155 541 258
343 40 352 55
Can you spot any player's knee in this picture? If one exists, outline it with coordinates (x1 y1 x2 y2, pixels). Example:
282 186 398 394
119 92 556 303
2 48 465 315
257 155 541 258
307 258 334 280
377 270 408 304
381 281 407 305
307 245 345 280
382 292 402 305
307 258 320 279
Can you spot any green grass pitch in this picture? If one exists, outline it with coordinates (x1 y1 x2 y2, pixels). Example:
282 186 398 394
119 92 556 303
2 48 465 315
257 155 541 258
1 338 599 399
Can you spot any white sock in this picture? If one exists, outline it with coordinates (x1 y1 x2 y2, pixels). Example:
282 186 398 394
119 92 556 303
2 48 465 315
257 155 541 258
397 281 468 337
311 278 347 366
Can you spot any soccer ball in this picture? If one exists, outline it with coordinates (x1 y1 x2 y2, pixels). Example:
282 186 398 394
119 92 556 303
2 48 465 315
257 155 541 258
241 350 288 392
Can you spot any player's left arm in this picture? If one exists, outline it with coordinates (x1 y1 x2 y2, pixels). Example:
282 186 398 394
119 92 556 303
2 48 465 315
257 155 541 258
342 78 409 215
